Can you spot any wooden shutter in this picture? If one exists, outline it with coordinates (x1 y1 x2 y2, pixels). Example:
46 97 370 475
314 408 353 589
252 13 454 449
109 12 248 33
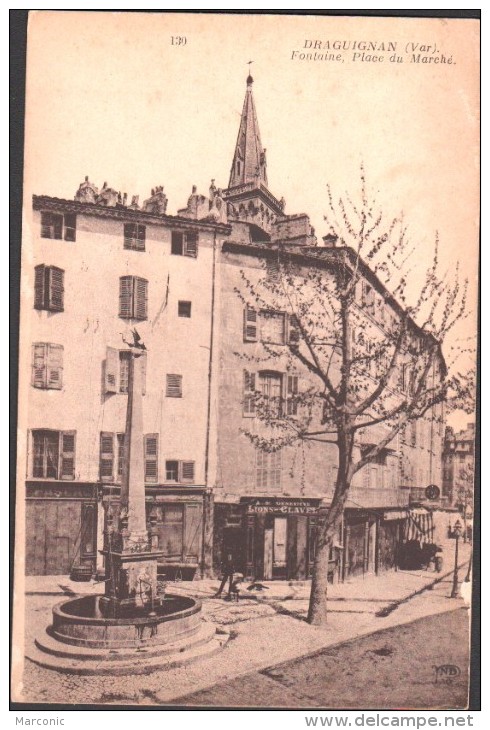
136 224 146 251
270 450 282 490
32 343 47 388
104 347 119 393
181 461 195 482
34 265 45 309
52 214 63 240
124 223 136 250
48 267 64 312
256 449 267 491
184 504 201 561
100 432 114 480
144 433 158 483
135 277 148 320
47 344 63 389
243 307 258 342
60 431 76 480
40 212 53 239
288 314 300 346
184 232 198 258
286 375 298 416
63 214 76 242
119 276 133 318
140 351 147 395
243 370 256 415
166 374 182 397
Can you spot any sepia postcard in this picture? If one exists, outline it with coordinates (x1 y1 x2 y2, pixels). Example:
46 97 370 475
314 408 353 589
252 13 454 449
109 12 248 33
12 11 479 711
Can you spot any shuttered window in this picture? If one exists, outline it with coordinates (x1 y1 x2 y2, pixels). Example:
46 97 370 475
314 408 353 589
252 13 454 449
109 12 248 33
171 231 199 258
119 276 148 320
31 343 63 389
40 212 76 242
100 432 114 480
34 265 64 312
243 370 256 416
166 374 182 398
144 433 158 483
165 460 195 483
32 429 75 480
181 461 195 482
104 348 146 395
99 432 126 481
123 223 146 251
261 311 286 344
256 449 282 492
243 307 258 342
243 308 299 346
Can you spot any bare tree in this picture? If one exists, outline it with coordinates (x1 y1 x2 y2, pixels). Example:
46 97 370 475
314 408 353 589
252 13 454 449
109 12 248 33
236 168 471 625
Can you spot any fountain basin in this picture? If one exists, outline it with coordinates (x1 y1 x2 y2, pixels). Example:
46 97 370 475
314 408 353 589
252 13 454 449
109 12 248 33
50 593 202 649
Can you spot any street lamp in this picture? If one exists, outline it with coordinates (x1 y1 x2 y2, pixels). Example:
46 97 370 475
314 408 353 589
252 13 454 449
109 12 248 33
450 519 462 598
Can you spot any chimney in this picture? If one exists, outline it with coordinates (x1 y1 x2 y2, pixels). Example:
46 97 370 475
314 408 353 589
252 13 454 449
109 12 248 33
323 233 338 248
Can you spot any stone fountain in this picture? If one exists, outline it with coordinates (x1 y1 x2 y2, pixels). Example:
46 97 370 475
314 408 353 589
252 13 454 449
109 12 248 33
28 335 226 675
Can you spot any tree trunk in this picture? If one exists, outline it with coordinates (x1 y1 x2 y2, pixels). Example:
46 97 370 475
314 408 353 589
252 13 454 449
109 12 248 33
307 428 353 625
307 533 331 625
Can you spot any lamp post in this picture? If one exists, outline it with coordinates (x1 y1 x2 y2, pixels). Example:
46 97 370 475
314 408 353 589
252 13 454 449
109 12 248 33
450 519 462 598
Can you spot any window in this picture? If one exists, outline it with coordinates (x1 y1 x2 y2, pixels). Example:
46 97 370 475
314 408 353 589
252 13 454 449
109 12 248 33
171 231 198 257
259 371 283 417
99 432 124 481
144 434 158 483
243 370 300 418
32 429 75 480
243 307 300 345
123 223 146 251
178 301 192 318
41 212 76 242
34 265 64 312
261 311 287 345
32 343 63 389
361 281 375 313
119 351 131 393
100 433 156 482
165 460 195 483
104 347 147 395
166 374 183 398
119 276 148 320
256 448 282 492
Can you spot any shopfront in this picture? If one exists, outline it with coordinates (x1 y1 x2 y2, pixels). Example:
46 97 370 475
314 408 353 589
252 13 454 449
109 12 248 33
214 496 343 581
103 486 213 580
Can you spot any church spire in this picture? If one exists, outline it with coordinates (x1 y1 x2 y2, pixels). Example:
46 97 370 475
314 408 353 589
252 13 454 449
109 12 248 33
228 72 268 189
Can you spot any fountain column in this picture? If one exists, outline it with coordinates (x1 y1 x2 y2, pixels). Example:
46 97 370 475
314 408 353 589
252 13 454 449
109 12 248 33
101 344 163 616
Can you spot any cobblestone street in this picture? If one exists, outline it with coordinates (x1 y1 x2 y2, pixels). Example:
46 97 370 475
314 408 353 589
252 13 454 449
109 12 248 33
15 539 472 708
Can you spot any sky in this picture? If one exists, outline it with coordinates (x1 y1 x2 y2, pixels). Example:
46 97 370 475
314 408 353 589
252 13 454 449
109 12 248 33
23 11 479 429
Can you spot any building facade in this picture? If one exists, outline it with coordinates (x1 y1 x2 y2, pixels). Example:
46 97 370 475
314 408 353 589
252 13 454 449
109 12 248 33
21 74 445 580
442 423 475 509
24 183 229 577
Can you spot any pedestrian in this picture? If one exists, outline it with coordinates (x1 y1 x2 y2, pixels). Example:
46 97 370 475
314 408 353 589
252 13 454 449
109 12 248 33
214 549 235 598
